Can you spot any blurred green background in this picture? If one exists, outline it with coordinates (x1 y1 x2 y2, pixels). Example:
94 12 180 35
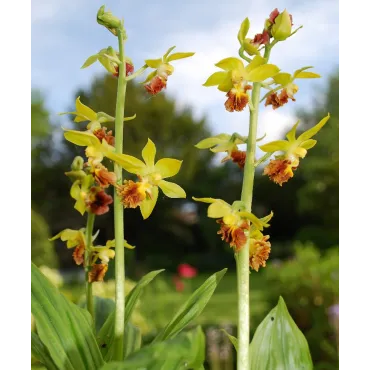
31 71 339 369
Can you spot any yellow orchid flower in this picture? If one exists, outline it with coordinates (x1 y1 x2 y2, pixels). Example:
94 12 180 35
64 129 115 165
260 114 330 185
264 66 321 109
203 55 279 112
91 239 135 265
143 46 195 95
193 197 273 270
49 228 91 265
111 138 186 219
69 174 94 215
195 133 246 167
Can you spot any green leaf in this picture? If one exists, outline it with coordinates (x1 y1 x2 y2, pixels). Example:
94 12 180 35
237 17 250 45
97 269 164 361
123 323 142 358
31 332 58 370
152 269 227 343
286 121 300 142
247 64 280 82
220 329 238 351
297 113 330 142
31 263 104 370
203 71 228 87
166 52 195 62
81 54 99 69
259 140 290 153
272 72 292 86
250 296 313 370
99 326 205 370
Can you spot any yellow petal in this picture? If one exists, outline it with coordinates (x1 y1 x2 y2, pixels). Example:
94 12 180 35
140 186 158 219
259 140 291 153
64 130 101 147
238 211 264 230
203 71 228 87
70 181 80 200
74 97 98 122
154 158 182 178
208 201 232 218
106 152 146 174
215 57 244 71
158 180 186 198
195 136 228 149
124 240 135 249
142 138 156 168
75 196 86 216
145 58 163 68
296 113 330 143
245 55 266 73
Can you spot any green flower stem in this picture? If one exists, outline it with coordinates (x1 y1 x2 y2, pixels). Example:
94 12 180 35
113 26 128 361
236 46 271 370
126 64 148 81
84 212 96 323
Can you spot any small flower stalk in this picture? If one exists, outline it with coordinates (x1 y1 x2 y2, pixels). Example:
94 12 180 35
194 8 330 369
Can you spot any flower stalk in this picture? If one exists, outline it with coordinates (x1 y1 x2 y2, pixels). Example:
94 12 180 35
236 46 271 370
113 25 127 361
84 212 96 322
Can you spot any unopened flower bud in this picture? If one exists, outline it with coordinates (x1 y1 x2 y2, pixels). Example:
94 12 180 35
271 10 292 41
71 156 84 171
97 6 121 36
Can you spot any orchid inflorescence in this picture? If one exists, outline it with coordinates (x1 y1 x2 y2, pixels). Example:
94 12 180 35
53 7 194 282
193 7 330 273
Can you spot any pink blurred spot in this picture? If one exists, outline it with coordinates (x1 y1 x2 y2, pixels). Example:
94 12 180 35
177 263 198 278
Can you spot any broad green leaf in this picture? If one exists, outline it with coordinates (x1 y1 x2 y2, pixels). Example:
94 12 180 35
215 57 244 71
237 17 250 44
154 158 183 178
152 269 227 343
286 121 300 142
247 64 280 82
295 71 321 79
166 52 195 62
31 263 104 370
259 140 290 153
140 186 159 219
250 296 313 370
203 71 228 87
97 269 164 361
273 72 292 86
81 54 99 69
31 332 58 370
245 55 266 73
158 180 186 198
300 139 317 150
144 58 163 68
123 324 142 358
142 138 156 167
297 113 330 142
220 329 238 351
99 326 205 370
163 46 176 60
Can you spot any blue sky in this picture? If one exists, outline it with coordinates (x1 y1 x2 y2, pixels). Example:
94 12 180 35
32 0 338 140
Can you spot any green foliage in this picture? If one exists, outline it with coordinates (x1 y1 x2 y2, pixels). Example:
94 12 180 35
250 297 313 370
265 244 339 368
31 263 104 370
31 209 59 268
98 269 164 361
152 268 227 343
100 326 205 370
